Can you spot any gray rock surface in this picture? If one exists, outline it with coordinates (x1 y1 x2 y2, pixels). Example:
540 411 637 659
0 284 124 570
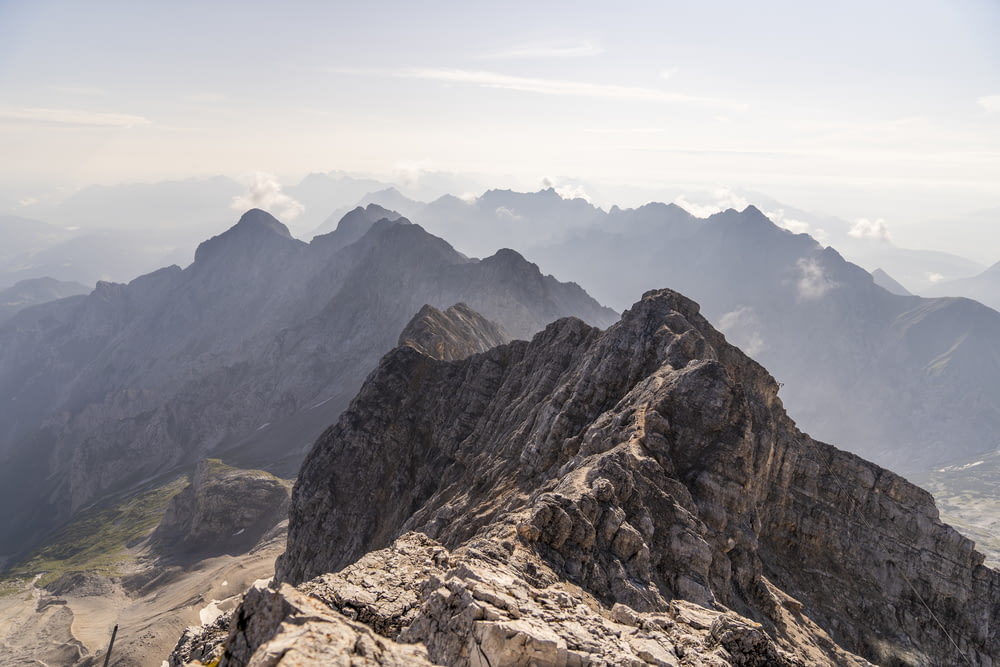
399 303 509 361
197 532 857 666
214 581 436 667
273 290 997 666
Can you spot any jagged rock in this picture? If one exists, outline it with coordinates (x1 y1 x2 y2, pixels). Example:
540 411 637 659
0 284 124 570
214 582 436 667
399 303 509 361
205 533 851 667
274 290 998 665
170 610 234 667
150 459 291 556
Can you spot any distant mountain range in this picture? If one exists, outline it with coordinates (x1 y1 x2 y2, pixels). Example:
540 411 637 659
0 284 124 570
0 206 615 563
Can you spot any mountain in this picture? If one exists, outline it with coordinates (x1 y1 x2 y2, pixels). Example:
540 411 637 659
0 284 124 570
398 303 509 361
0 277 90 322
718 191 986 293
0 208 616 565
871 267 912 296
925 259 1000 312
526 204 1000 474
350 187 606 260
179 290 996 666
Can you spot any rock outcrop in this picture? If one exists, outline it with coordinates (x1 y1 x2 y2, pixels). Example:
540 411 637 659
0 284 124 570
150 458 291 557
262 290 997 666
399 303 509 361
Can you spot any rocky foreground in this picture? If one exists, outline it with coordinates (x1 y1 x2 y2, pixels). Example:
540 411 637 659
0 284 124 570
172 290 998 666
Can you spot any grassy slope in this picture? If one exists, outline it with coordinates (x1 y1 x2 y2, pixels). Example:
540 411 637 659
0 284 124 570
1 476 187 589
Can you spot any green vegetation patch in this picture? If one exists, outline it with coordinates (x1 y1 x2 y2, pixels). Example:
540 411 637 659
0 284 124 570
2 476 187 588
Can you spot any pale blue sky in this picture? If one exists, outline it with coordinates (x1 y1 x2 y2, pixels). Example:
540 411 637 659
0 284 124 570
1 0 998 234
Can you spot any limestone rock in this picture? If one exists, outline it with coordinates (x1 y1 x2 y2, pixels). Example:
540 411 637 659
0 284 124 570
399 303 509 361
215 582 437 667
205 534 855 667
274 290 997 665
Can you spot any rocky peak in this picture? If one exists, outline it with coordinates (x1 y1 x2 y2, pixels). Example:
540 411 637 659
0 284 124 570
398 303 509 361
313 204 405 252
271 288 997 666
193 208 300 265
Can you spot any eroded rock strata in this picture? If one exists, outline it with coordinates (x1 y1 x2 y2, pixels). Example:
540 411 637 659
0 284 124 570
195 290 995 666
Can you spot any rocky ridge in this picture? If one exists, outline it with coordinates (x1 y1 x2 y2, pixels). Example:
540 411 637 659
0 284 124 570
399 303 509 361
182 290 998 666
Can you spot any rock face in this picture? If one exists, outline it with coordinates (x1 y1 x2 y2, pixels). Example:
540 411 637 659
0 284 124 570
0 207 616 562
270 290 997 666
399 303 509 361
151 459 291 556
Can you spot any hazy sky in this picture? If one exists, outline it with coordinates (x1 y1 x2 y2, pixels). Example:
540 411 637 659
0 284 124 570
2 0 998 233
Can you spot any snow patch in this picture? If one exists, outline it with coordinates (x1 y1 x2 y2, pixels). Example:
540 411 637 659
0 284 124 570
199 599 225 625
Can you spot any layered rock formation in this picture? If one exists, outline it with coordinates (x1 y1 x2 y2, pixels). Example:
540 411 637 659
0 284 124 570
248 290 997 666
0 207 615 561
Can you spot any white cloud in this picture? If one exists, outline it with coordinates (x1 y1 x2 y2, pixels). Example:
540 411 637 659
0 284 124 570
927 272 945 283
849 217 891 241
796 257 837 300
494 206 522 220
673 188 749 218
660 67 679 80
978 95 1000 112
717 306 765 357
333 67 740 108
540 177 592 203
766 209 810 234
230 172 304 221
0 105 150 128
486 41 603 59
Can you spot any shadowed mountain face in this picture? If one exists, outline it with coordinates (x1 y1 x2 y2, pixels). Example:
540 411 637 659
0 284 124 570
0 208 616 562
271 291 997 666
520 205 1000 474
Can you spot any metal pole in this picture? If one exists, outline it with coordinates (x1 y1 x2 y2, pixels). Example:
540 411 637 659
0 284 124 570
102 624 118 667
